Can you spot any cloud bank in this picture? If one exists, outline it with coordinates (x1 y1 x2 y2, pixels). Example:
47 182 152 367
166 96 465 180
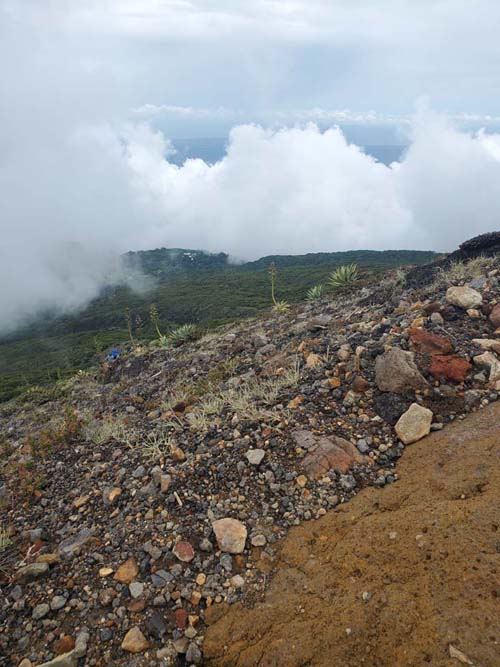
2 112 500 333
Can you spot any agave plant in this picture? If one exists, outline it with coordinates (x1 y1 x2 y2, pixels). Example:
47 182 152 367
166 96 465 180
269 262 290 314
273 300 290 314
328 263 359 289
307 284 324 301
167 323 199 346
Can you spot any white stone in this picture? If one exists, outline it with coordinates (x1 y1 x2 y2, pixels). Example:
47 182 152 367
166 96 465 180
395 403 433 445
212 518 247 554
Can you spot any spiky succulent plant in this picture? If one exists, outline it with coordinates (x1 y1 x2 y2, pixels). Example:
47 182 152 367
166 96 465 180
328 263 359 288
307 284 324 301
167 323 199 346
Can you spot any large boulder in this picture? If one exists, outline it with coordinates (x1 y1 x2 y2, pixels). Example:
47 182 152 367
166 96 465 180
375 348 428 394
212 519 247 554
446 286 482 310
395 403 433 444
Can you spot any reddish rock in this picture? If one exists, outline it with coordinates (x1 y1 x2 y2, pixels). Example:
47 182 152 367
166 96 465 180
351 375 370 393
173 541 195 563
127 598 146 613
175 608 188 630
423 301 443 314
429 355 472 382
54 636 75 655
489 303 500 328
409 328 453 356
301 435 367 478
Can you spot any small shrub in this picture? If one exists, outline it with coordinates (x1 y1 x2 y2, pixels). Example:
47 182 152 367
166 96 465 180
167 324 199 346
0 440 15 461
307 284 324 301
0 523 13 576
83 416 136 446
0 524 11 552
328 263 359 288
273 300 290 314
142 432 175 461
27 407 83 459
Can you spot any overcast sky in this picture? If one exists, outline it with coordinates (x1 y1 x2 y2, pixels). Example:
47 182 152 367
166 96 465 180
3 1 500 136
2 1 500 331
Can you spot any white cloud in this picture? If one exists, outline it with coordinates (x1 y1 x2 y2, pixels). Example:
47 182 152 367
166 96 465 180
2 112 500 333
2 1 500 333
132 104 500 128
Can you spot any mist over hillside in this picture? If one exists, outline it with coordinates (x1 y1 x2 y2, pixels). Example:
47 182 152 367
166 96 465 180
0 247 436 402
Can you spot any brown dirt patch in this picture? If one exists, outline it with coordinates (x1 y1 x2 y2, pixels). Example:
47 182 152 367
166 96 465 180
204 403 500 667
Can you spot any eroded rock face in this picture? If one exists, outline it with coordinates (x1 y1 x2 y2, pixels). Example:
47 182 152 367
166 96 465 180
212 519 247 554
446 286 482 310
375 348 428 394
395 403 433 445
292 431 367 478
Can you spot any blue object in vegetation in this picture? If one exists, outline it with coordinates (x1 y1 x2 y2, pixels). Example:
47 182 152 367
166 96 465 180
106 348 120 361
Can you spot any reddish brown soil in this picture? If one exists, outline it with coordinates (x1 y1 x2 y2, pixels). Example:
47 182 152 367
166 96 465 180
204 403 500 667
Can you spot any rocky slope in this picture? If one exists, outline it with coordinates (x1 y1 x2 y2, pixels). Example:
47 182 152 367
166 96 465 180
1 235 500 666
204 400 500 667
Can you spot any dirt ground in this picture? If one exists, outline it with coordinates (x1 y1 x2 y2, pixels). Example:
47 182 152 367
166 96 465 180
203 403 500 667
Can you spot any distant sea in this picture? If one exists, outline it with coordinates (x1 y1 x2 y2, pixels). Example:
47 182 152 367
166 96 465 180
170 138 407 167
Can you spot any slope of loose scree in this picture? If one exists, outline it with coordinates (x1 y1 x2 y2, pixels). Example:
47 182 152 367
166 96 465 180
204 400 500 667
0 234 499 666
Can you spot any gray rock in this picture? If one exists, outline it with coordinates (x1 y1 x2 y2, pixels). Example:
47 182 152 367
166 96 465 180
146 610 168 639
245 449 265 465
151 569 173 587
58 527 94 559
375 348 428 394
129 582 144 598
32 603 50 620
339 474 357 492
10 585 23 601
356 439 369 454
50 595 66 611
14 562 49 583
186 642 202 665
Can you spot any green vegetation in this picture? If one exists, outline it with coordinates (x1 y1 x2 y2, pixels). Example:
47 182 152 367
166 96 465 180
328 263 360 288
307 284 324 301
0 247 436 402
167 323 199 346
269 261 290 313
